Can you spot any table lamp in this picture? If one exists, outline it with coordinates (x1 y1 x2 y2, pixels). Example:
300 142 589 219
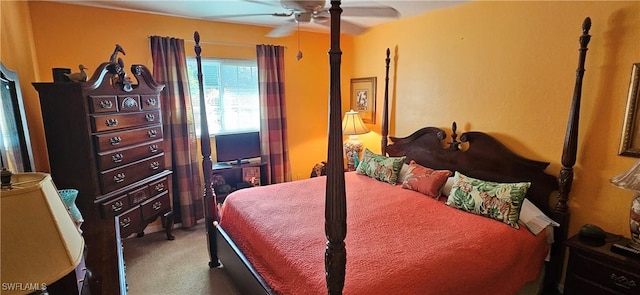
1 169 85 294
342 110 370 171
610 161 640 250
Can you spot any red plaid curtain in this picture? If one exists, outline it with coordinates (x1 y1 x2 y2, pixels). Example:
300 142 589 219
150 36 203 228
256 45 291 184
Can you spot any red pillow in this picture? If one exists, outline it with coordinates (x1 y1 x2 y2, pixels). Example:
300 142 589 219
401 160 452 199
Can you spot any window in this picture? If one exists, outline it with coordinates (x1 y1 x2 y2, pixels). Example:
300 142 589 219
187 58 260 135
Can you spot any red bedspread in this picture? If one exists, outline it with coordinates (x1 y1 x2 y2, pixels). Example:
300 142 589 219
220 172 548 295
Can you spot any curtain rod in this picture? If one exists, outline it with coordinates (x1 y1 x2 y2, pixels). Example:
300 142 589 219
148 36 286 48
186 39 287 49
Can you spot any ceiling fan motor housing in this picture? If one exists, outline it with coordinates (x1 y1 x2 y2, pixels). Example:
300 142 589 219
295 12 312 23
281 0 326 12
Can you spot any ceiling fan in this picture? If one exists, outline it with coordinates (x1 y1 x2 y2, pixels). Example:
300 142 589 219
213 0 400 38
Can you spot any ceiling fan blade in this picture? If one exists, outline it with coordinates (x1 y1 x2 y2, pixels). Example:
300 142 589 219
342 6 400 18
243 0 283 8
208 12 291 19
266 22 296 38
317 19 367 35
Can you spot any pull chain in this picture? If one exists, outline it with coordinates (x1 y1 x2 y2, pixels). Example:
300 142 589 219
296 21 303 61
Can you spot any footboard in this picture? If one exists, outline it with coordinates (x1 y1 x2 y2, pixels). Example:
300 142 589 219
216 226 273 295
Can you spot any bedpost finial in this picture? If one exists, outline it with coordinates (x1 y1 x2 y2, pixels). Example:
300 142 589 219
194 31 200 44
448 122 461 151
582 17 591 34
386 48 390 56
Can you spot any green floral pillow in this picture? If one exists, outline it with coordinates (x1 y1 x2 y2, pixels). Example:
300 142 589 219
356 148 406 185
445 172 530 229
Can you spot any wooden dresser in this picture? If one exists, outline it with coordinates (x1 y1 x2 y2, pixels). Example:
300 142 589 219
34 61 174 295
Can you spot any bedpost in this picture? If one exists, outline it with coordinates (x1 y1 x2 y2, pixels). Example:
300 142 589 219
556 17 591 213
547 17 591 292
381 48 391 155
194 31 221 268
325 1 347 294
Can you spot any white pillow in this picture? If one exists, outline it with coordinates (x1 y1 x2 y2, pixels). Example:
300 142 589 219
397 163 411 183
441 177 455 196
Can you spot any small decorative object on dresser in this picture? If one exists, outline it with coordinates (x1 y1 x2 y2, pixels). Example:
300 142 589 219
565 233 640 295
59 188 84 233
242 166 261 186
34 54 173 295
64 64 88 82
610 160 640 250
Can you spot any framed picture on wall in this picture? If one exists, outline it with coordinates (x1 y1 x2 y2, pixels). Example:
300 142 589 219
619 63 640 157
350 77 376 124
242 166 261 186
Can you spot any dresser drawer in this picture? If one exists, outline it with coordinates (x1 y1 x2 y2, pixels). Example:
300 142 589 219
569 251 640 294
97 139 164 170
118 207 142 238
94 125 163 152
148 177 169 196
100 154 165 193
101 194 131 218
89 95 118 113
118 95 141 112
141 191 170 220
91 110 160 132
141 95 160 110
129 185 150 207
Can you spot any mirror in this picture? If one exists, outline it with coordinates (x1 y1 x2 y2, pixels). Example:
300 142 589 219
619 63 640 157
0 61 34 172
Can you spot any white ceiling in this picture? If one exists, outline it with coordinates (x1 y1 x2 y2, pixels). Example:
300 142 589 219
48 0 466 36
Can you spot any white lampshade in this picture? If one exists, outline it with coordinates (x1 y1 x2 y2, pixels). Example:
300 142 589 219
342 110 370 136
1 172 85 294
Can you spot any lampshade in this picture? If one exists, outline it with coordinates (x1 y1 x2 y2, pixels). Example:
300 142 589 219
610 160 640 190
342 110 370 136
610 160 640 250
1 172 85 294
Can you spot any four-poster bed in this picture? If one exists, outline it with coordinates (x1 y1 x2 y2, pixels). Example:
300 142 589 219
194 1 591 294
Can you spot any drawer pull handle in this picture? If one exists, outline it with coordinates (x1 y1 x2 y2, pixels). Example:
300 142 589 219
152 201 162 211
154 183 165 192
150 161 160 170
114 173 126 183
121 96 138 108
109 136 122 145
106 118 118 127
120 217 131 228
112 153 123 163
146 97 157 106
148 130 157 138
149 145 158 153
111 201 124 212
145 113 155 122
611 273 636 289
132 196 145 205
100 100 113 109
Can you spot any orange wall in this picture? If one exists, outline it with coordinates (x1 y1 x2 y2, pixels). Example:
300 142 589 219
15 1 354 181
353 1 640 239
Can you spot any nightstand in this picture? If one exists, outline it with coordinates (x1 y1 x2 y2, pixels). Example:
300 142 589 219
564 233 640 294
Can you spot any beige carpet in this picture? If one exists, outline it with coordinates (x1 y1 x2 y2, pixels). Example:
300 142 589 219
123 222 240 295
